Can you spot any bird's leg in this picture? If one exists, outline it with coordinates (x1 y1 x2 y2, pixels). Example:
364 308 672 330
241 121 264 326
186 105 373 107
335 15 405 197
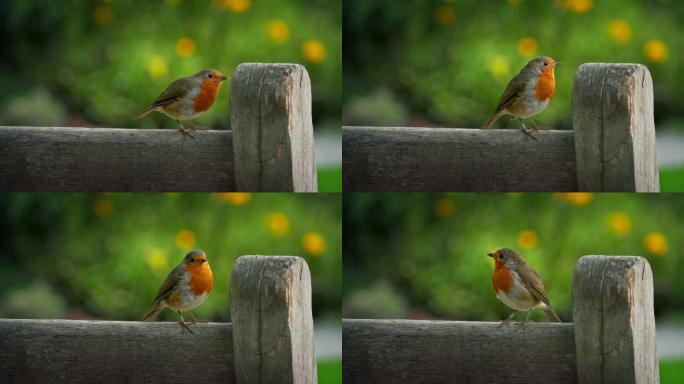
522 310 533 329
189 310 207 324
177 311 194 334
498 311 516 327
175 119 195 138
529 118 542 132
189 120 198 132
518 118 538 141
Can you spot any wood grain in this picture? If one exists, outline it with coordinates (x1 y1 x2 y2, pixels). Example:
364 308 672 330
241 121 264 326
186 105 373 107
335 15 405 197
0 319 234 384
342 126 577 191
572 256 659 384
230 63 318 192
343 319 577 384
572 64 659 192
230 256 317 384
0 126 234 191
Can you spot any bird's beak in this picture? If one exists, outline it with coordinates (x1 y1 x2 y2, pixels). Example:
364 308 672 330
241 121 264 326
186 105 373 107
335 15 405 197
216 75 227 81
554 61 561 67
487 252 496 258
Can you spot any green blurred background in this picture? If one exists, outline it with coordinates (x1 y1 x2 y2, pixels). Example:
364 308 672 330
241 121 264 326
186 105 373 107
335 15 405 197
343 0 684 191
0 193 341 381
343 192 684 382
0 0 342 192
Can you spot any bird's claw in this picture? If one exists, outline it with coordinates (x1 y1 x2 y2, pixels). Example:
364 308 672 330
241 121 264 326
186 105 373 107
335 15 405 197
178 128 195 139
520 128 538 141
179 320 195 334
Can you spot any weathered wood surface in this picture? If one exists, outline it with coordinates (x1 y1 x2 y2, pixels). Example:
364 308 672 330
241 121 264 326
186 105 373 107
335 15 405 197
343 126 577 191
0 319 234 384
231 63 318 192
572 64 659 192
343 319 577 384
0 126 234 191
573 256 659 384
230 256 317 384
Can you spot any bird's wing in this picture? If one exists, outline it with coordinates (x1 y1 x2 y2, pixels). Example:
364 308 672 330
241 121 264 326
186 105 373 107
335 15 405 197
152 264 185 304
517 265 552 307
148 77 194 108
492 77 525 114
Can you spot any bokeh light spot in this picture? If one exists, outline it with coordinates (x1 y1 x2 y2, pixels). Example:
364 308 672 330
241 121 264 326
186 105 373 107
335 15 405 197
608 20 632 44
517 37 539 57
302 40 327 63
517 229 539 250
644 232 668 256
93 199 113 218
644 40 668 63
176 37 197 58
302 232 326 255
266 20 290 44
176 230 196 249
267 212 291 237
609 212 631 236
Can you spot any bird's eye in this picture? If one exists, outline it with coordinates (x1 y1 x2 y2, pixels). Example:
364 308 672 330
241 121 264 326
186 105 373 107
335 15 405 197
208 73 213 78
543 61 548 66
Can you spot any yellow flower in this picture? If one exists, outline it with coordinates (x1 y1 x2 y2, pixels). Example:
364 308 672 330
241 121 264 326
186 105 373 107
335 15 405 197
555 192 593 206
517 37 539 57
435 198 456 218
517 229 539 250
93 199 113 218
176 37 196 58
608 20 632 44
558 0 593 13
488 55 510 81
302 232 326 256
146 248 169 273
214 0 251 13
176 230 196 249
93 6 113 25
644 232 668 256
146 55 168 80
302 40 326 63
266 20 290 44
267 212 290 237
434 6 455 26
608 212 631 236
212 192 251 206
644 40 668 63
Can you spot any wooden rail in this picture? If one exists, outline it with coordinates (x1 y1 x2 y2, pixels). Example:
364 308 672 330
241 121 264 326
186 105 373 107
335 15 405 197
0 255 318 384
343 63 659 192
342 256 658 384
0 63 317 192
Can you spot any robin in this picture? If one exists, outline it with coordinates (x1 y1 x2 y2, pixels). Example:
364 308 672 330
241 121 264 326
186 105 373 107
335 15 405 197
488 248 561 324
143 250 213 333
483 56 559 140
136 69 227 138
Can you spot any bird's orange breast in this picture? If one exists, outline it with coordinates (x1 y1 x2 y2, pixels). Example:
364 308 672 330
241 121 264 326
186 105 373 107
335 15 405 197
492 263 514 293
534 68 556 101
185 262 213 295
193 80 222 113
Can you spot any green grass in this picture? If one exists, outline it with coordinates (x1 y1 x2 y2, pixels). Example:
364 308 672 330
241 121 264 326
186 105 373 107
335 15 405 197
660 166 684 192
661 359 684 383
318 359 341 384
318 167 342 192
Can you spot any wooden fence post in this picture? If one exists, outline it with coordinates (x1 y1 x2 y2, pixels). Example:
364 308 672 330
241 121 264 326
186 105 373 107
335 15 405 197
572 64 659 192
230 64 318 192
572 256 658 384
230 256 317 384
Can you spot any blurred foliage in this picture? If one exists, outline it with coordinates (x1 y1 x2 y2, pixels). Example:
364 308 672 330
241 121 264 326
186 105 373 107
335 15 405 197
661 166 684 192
343 193 684 322
343 0 684 129
0 0 341 131
318 359 342 384
662 359 684 384
0 193 341 322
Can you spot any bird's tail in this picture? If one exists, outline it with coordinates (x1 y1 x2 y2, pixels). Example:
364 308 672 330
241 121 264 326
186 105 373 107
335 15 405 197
482 111 503 129
543 306 562 322
143 303 165 322
136 106 155 119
